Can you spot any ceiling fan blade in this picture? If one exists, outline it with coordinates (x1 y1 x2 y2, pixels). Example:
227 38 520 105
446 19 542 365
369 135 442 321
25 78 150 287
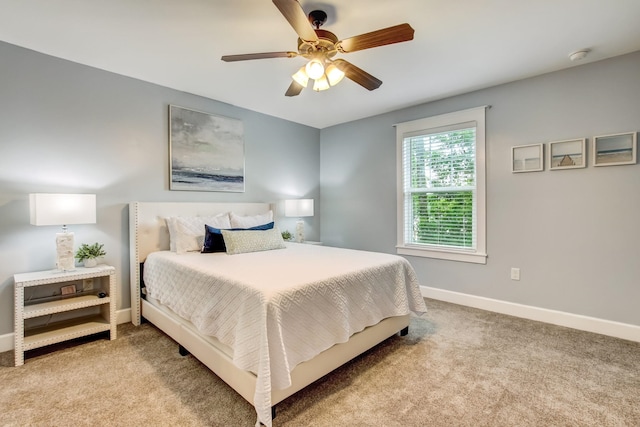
333 59 382 91
338 23 414 53
285 80 305 97
272 0 319 42
221 51 297 62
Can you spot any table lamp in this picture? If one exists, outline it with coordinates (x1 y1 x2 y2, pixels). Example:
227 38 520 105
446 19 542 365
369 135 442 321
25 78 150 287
284 199 314 243
29 193 97 271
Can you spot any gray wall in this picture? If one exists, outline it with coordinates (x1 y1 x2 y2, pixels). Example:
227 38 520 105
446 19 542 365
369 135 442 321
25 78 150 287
320 51 640 326
0 42 320 336
2 39 638 338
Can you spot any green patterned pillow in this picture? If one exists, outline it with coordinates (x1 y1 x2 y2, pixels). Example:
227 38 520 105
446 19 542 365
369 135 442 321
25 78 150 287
221 228 286 255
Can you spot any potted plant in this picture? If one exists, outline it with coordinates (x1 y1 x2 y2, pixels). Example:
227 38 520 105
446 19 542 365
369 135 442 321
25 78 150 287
75 243 106 268
281 230 292 241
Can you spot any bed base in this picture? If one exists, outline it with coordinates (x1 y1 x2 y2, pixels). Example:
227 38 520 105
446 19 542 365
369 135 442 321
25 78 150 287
178 344 189 357
142 297 409 408
173 323 407 421
129 201 411 422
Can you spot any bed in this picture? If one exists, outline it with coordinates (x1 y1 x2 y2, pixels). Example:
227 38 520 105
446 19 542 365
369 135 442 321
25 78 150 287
129 201 426 426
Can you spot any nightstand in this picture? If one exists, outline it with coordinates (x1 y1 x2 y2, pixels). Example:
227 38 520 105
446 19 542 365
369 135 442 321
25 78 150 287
14 265 117 366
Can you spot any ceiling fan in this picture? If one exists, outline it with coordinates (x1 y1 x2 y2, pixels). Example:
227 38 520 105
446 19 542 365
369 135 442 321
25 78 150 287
221 0 414 96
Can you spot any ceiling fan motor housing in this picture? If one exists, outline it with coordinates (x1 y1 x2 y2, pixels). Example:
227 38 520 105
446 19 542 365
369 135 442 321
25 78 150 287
298 29 338 59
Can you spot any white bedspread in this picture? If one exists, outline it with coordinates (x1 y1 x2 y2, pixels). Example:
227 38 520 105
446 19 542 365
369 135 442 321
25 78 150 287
143 242 426 426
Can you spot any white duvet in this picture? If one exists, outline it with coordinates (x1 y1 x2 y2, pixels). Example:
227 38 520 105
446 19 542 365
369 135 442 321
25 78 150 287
143 242 426 426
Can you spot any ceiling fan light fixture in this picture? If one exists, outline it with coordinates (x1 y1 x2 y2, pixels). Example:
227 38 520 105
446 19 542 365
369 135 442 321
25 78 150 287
222 2 415 98
305 58 325 80
325 63 345 86
312 74 330 91
292 67 309 87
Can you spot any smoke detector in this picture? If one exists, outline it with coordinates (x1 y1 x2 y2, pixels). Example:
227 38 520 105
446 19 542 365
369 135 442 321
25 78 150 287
569 49 590 61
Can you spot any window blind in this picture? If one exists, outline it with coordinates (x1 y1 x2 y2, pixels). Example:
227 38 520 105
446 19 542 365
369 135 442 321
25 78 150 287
402 127 477 249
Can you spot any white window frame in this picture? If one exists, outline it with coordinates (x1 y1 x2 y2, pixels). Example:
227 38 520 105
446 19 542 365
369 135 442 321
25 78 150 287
395 106 487 264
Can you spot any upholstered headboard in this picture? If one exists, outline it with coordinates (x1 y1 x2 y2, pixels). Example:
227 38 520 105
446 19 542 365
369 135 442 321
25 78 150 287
128 201 274 325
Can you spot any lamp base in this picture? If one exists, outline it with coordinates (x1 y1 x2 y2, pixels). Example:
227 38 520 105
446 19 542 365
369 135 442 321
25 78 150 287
56 232 75 271
295 219 305 243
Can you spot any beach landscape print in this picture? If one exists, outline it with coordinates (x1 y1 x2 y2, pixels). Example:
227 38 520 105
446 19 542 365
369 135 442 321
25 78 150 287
593 132 637 167
170 105 244 192
512 143 543 173
549 138 586 170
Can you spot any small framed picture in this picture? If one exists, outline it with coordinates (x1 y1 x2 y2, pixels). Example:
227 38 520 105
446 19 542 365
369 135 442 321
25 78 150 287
592 132 637 167
549 138 586 170
512 143 544 173
60 285 76 295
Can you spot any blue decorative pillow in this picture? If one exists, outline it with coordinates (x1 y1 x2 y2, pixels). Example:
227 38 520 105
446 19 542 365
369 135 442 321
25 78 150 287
201 221 274 253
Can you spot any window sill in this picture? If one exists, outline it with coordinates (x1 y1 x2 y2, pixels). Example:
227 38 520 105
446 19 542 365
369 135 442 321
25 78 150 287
396 245 487 264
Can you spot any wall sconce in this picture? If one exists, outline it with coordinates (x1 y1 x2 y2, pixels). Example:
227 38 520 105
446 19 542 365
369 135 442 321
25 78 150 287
29 193 97 271
284 199 314 243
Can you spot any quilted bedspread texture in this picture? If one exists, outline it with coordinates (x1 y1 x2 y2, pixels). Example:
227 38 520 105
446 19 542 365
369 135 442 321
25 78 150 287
143 242 426 426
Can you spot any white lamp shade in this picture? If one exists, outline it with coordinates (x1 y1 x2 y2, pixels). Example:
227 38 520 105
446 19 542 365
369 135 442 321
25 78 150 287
312 75 330 92
305 59 325 80
285 199 314 217
292 67 309 88
30 193 96 226
326 63 345 86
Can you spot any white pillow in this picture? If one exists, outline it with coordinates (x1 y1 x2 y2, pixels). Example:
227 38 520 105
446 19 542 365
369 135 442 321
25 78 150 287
221 228 285 255
229 210 273 229
166 214 231 253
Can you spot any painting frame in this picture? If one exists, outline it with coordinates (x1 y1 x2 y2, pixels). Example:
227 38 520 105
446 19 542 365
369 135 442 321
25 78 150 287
592 132 637 167
512 143 544 173
169 105 245 192
548 138 586 170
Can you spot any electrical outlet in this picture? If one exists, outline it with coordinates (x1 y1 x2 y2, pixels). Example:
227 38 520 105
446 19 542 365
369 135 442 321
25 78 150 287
510 268 520 281
83 278 94 291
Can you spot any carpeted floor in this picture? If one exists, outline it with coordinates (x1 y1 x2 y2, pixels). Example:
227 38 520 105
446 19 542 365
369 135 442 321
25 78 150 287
1 298 638 426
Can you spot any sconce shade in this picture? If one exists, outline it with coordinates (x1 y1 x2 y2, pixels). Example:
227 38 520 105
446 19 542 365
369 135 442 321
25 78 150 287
312 75 330 92
292 67 310 88
30 193 96 226
326 63 345 86
305 58 325 80
285 199 314 217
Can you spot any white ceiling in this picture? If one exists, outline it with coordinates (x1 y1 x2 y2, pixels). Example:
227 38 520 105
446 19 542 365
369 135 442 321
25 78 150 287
1 0 640 129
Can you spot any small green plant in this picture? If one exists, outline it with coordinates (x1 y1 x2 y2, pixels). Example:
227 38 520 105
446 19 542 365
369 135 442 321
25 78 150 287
281 230 292 241
75 243 106 261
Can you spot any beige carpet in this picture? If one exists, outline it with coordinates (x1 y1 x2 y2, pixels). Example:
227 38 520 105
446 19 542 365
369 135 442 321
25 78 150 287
1 299 638 426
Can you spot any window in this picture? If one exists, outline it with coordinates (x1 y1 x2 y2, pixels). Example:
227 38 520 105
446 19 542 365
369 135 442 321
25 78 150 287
396 106 487 264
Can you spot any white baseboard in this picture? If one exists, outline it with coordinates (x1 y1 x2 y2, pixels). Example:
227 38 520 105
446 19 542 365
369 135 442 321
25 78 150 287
422 286 640 343
0 332 12 354
117 308 131 325
4 296 637 353
0 308 134 353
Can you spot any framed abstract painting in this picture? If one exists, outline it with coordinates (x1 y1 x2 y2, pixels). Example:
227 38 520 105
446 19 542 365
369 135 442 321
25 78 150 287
169 105 245 192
